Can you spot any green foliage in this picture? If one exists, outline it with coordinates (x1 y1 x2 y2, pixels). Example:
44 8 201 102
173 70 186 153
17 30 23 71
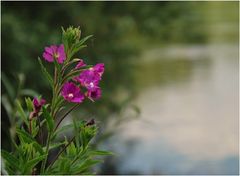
46 123 111 175
38 57 54 89
62 26 93 60
42 106 54 132
1 26 112 175
1 150 20 174
16 100 29 127
25 97 34 112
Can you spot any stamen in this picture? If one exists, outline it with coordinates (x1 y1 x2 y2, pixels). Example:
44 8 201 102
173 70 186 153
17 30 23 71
89 82 94 88
68 93 74 98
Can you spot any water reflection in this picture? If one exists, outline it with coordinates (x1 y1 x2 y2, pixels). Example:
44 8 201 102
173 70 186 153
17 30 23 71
105 44 238 174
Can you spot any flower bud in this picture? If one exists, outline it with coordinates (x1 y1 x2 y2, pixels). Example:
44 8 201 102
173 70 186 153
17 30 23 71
62 26 81 45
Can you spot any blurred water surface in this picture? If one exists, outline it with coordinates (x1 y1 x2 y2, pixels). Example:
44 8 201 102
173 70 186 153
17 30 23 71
102 5 239 172
108 43 238 174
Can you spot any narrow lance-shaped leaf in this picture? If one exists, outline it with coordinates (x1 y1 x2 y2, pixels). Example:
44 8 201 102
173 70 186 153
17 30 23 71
16 128 35 143
76 35 93 46
42 141 65 152
90 150 114 156
68 35 93 59
1 72 15 100
1 150 20 171
38 57 54 89
16 100 29 127
72 159 103 174
25 97 34 112
42 106 54 132
24 155 47 173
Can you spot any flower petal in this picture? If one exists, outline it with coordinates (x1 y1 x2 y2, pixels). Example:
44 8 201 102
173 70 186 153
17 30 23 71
61 82 84 103
57 44 66 63
44 47 53 55
43 52 54 62
75 59 86 69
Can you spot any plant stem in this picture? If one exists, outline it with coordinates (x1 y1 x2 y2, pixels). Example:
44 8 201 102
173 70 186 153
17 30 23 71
37 117 43 145
40 132 51 173
47 136 75 170
41 65 58 174
29 120 32 135
61 58 81 76
53 104 80 132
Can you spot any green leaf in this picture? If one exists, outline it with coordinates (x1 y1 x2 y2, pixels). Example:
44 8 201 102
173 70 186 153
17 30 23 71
69 45 87 59
1 150 20 171
16 100 29 126
16 128 35 143
24 155 46 173
21 89 38 97
72 159 102 174
77 35 93 46
90 150 114 156
25 97 34 112
80 125 97 149
38 57 54 89
32 141 44 155
43 142 65 152
66 142 76 156
42 106 54 132
31 118 39 137
68 35 92 59
1 72 15 100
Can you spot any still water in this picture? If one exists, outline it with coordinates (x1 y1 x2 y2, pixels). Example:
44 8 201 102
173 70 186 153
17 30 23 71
107 43 238 174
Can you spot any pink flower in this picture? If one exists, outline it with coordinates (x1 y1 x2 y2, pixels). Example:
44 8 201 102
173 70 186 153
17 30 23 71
30 97 46 119
75 70 100 91
43 44 66 64
74 63 104 91
61 82 84 103
75 59 86 69
92 63 104 77
86 87 102 100
33 97 46 112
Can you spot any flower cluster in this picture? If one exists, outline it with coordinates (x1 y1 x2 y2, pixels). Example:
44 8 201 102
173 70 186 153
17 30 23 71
42 44 104 103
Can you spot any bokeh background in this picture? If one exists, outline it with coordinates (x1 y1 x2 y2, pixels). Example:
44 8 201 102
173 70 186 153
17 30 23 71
1 1 239 175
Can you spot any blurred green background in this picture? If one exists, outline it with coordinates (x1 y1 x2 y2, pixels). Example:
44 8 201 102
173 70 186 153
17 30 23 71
1 1 239 174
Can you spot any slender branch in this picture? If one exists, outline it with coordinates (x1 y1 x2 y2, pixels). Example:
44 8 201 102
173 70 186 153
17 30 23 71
29 120 32 135
41 64 58 174
47 136 75 170
40 133 51 173
37 116 43 145
52 98 65 119
54 104 80 132
61 58 81 76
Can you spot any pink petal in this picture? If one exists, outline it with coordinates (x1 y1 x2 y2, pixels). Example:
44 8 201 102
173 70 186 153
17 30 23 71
43 52 54 62
44 47 53 55
57 44 66 63
51 45 58 53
